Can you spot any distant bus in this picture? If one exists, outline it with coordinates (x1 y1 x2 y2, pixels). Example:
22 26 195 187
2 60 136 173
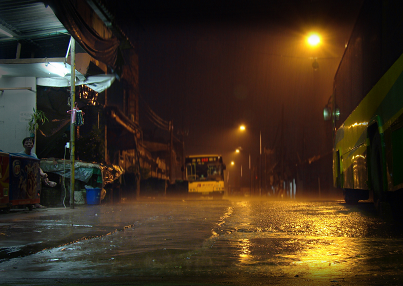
329 0 403 213
185 155 226 197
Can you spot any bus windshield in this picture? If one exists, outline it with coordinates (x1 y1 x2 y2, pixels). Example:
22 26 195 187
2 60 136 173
185 155 225 182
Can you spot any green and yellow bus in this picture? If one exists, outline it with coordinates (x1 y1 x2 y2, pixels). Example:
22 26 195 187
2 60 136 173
330 0 403 212
185 155 226 198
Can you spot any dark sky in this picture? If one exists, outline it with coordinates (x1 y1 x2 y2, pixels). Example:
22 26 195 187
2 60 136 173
107 0 363 166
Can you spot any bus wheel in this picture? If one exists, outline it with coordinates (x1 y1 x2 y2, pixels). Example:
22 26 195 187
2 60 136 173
371 132 383 213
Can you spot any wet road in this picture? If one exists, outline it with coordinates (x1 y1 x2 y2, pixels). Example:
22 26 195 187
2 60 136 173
1 198 403 285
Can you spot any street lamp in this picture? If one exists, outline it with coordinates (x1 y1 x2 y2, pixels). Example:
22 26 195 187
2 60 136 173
307 32 321 71
307 33 321 47
239 125 262 196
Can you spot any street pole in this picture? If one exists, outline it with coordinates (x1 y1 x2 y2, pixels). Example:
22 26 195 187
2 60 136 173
182 133 185 180
169 120 173 186
249 153 251 196
227 170 230 196
259 130 262 196
240 164 242 195
70 36 75 209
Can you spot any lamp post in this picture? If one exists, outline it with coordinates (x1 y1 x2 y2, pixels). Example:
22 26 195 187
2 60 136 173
227 161 235 196
239 125 262 196
235 147 250 195
307 32 321 71
305 32 322 198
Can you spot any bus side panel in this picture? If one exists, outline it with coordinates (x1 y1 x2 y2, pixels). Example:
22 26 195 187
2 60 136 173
336 124 369 191
391 115 403 188
341 146 368 190
340 150 352 189
188 181 225 195
352 146 368 190
333 150 341 188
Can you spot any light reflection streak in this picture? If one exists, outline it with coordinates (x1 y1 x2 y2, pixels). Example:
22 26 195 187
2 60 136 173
217 207 233 228
238 238 251 263
352 154 365 160
226 202 371 277
348 121 368 129
291 237 362 277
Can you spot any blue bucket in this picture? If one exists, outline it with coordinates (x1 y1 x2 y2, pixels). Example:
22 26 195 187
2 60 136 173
86 188 101 205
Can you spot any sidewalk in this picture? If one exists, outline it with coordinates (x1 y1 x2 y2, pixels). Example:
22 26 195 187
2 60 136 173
0 204 133 263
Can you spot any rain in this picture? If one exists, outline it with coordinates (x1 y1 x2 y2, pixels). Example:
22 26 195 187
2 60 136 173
2 1 403 285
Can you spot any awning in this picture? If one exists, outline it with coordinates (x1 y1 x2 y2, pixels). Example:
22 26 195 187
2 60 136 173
44 0 120 72
37 74 115 93
0 58 115 93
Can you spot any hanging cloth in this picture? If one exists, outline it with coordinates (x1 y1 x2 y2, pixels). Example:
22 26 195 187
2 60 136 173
75 110 84 126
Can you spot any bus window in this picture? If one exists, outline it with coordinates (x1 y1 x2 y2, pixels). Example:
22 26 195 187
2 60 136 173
186 164 197 181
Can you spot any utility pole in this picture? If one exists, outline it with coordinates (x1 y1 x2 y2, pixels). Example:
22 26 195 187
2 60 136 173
281 105 284 196
259 130 262 196
249 153 251 196
169 120 173 185
177 128 188 180
69 37 75 209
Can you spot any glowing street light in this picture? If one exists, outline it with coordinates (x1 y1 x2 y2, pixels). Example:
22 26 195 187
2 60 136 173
307 33 321 47
239 125 246 131
306 32 321 70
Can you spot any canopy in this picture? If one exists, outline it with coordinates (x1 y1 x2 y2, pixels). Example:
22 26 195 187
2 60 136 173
0 59 115 93
37 74 115 93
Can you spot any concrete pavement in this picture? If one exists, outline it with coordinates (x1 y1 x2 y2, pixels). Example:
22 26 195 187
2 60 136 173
0 204 134 263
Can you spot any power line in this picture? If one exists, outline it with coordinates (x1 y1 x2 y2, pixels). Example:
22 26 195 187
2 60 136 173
139 94 170 131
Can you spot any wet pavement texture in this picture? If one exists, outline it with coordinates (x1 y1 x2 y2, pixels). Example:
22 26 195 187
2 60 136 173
1 198 403 285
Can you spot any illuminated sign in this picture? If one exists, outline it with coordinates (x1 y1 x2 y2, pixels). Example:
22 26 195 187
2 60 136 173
191 157 218 164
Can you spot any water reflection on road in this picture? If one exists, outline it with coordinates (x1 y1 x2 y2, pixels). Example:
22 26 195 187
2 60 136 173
204 200 403 281
2 198 403 284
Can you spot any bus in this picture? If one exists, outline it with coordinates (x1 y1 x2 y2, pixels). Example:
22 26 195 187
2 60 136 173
329 0 403 213
184 155 226 198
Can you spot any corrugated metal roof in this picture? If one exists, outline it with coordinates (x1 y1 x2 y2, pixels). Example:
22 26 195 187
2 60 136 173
0 0 134 63
0 0 67 40
0 0 72 59
0 0 125 60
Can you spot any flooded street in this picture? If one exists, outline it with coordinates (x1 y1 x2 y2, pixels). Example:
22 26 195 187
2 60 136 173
1 198 403 285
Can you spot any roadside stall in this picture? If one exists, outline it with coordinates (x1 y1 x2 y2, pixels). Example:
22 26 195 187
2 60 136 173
0 151 10 211
40 159 124 206
0 152 41 212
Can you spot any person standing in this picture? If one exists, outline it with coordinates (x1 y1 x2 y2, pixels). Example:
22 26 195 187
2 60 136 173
20 137 56 187
20 137 56 208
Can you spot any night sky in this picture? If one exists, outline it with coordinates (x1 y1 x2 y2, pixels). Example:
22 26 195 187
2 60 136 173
106 0 363 167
